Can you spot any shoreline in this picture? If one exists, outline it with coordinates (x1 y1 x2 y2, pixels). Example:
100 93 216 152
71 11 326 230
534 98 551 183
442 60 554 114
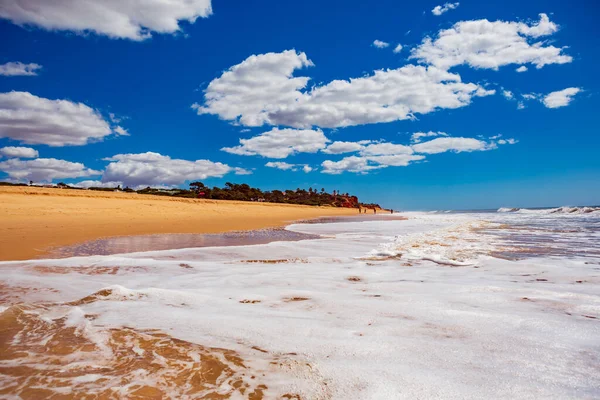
0 186 367 261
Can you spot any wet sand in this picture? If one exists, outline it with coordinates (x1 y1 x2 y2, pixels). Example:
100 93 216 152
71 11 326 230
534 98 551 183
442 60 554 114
0 186 360 261
45 229 321 258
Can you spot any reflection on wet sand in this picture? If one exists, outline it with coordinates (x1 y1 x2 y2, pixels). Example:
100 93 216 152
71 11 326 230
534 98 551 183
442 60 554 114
45 229 321 259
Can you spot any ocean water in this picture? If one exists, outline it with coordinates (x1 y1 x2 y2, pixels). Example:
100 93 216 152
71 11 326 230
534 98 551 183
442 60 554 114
0 208 599 399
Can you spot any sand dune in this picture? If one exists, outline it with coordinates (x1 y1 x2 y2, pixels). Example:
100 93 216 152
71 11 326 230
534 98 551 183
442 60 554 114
0 186 359 261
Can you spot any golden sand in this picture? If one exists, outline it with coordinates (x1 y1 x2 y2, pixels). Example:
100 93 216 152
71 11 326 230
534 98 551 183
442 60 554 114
0 186 359 261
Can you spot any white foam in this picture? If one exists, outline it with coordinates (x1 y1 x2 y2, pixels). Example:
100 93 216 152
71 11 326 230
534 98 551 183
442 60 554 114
1 212 599 398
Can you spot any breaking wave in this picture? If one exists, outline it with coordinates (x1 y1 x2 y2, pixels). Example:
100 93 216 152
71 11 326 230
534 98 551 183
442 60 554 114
497 206 600 214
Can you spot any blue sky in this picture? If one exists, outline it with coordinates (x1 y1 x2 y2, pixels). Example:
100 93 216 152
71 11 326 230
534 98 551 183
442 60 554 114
0 0 598 210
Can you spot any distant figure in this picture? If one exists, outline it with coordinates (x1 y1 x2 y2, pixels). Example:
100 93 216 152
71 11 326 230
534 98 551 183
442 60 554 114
358 207 362 214
391 210 394 214
374 208 377 214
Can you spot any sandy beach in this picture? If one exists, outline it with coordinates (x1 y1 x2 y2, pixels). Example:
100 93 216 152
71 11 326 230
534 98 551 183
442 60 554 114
0 186 360 261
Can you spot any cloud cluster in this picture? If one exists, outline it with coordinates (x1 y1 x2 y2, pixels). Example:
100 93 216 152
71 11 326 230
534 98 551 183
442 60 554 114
321 135 516 174
265 161 312 173
101 152 233 188
0 0 212 40
222 128 329 158
501 87 582 109
432 2 460 16
0 146 38 158
0 157 100 182
410 131 448 143
196 50 494 129
0 91 125 146
0 61 42 76
411 14 572 70
542 87 582 108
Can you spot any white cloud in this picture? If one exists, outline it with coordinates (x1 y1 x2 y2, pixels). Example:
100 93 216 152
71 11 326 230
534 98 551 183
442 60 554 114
102 152 232 187
522 93 539 100
0 91 121 146
0 146 38 158
193 50 314 127
0 61 42 76
542 87 582 108
373 40 389 48
410 131 448 143
516 66 528 73
411 137 491 154
393 44 403 53
233 167 253 175
0 0 212 40
265 161 312 172
320 133 514 174
0 157 100 183
113 126 130 136
360 142 413 156
196 50 494 129
321 156 385 175
222 128 329 158
411 14 572 70
323 140 372 154
321 153 425 174
72 180 123 189
432 2 460 16
502 90 514 100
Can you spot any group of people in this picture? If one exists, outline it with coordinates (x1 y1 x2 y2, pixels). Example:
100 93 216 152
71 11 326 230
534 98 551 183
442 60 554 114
358 207 394 214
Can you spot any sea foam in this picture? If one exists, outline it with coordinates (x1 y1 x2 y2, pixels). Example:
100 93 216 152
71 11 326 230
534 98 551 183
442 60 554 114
0 213 599 399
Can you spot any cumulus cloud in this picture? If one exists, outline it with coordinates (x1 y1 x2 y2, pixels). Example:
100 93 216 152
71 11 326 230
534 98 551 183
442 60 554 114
322 140 372 154
321 153 425 174
0 91 123 146
373 40 389 48
411 137 491 154
196 50 494 129
410 131 448 143
221 128 329 158
0 0 212 40
265 161 312 172
393 44 403 53
102 152 232 187
0 146 38 158
411 14 572 71
320 134 515 174
193 50 314 127
542 87 582 108
0 61 42 76
0 157 100 182
432 2 459 16
516 66 528 72
360 142 413 156
322 156 386 175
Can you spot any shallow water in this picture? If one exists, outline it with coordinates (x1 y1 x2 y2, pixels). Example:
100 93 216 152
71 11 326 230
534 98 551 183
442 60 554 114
45 229 321 259
1 210 599 399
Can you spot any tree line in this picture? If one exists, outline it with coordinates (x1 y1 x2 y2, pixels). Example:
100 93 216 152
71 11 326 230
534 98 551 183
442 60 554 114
0 180 381 209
